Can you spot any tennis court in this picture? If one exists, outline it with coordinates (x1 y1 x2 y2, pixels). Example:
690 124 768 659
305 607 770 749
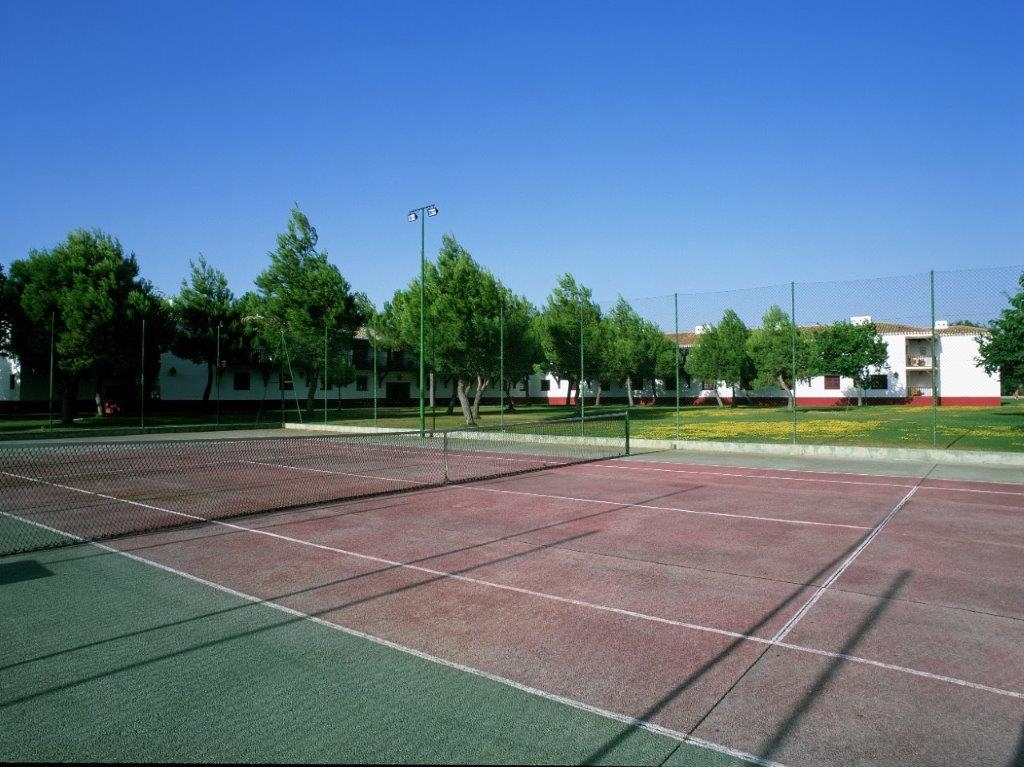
1 420 1022 765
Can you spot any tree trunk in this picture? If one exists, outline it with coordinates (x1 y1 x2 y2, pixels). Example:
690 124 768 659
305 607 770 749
713 386 724 407
305 369 318 414
504 381 516 411
202 361 214 402
471 375 487 422
429 372 435 409
446 378 457 415
626 375 634 407
456 376 475 425
60 374 77 426
857 386 864 407
778 374 795 411
595 381 602 406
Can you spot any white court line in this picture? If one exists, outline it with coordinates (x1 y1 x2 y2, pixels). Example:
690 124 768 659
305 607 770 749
596 461 919 490
3 472 1021 702
242 460 429 486
770 486 920 645
2 510 782 767
456 484 871 531
602 459 1024 497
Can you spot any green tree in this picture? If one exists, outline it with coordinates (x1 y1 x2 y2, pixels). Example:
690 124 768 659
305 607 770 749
536 274 603 408
683 309 753 406
602 298 677 406
495 291 540 411
170 254 239 402
6 229 168 424
377 234 529 424
976 272 1024 394
251 206 368 414
746 305 812 410
809 320 889 406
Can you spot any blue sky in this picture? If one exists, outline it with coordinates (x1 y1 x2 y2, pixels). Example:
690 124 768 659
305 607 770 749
1 1 1021 315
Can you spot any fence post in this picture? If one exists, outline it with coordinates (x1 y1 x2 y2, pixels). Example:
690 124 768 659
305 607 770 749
442 430 450 484
48 312 55 429
790 281 797 445
674 292 680 441
140 318 146 429
931 270 938 448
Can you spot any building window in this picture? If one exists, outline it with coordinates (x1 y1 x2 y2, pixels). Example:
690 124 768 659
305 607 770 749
701 381 715 391
233 371 251 391
540 379 551 391
282 376 293 391
868 374 888 390
663 378 676 391
9 374 15 390
356 375 368 392
824 375 840 390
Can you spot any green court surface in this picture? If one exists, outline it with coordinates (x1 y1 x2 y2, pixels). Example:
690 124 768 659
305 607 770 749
0 539 752 765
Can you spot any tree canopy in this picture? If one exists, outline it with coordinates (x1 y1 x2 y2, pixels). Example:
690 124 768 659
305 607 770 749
377 234 534 424
601 297 677 405
5 229 168 424
683 309 753 406
745 305 812 409
171 254 239 402
808 320 889 405
535 274 603 407
250 206 368 413
976 272 1024 394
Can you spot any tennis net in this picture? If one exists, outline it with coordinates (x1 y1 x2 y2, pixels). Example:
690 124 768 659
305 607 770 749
0 412 629 556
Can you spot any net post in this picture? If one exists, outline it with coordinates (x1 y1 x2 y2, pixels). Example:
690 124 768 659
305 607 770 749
624 409 630 456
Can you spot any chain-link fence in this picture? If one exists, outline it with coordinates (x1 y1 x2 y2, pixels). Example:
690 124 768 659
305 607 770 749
4 264 1021 451
589 265 1023 451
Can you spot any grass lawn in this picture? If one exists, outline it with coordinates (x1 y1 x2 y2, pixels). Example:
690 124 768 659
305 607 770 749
1 400 1021 451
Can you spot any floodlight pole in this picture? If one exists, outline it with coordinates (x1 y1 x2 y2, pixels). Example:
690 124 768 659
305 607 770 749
408 204 438 437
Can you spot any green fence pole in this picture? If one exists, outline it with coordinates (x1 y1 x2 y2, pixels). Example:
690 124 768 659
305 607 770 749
790 281 797 445
931 269 938 448
579 295 585 435
500 299 505 430
216 323 221 427
48 312 55 429
674 292 680 441
140 318 145 429
324 323 328 425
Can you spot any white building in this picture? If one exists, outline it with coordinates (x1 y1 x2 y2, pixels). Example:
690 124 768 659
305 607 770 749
664 317 1000 407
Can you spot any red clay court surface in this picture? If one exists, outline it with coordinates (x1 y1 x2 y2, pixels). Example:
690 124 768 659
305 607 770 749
23 452 1024 765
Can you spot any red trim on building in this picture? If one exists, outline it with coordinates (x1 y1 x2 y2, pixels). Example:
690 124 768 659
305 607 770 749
793 397 849 407
938 396 1002 406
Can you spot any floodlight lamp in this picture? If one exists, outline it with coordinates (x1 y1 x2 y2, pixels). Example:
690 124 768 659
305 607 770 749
426 205 438 217
407 211 418 223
